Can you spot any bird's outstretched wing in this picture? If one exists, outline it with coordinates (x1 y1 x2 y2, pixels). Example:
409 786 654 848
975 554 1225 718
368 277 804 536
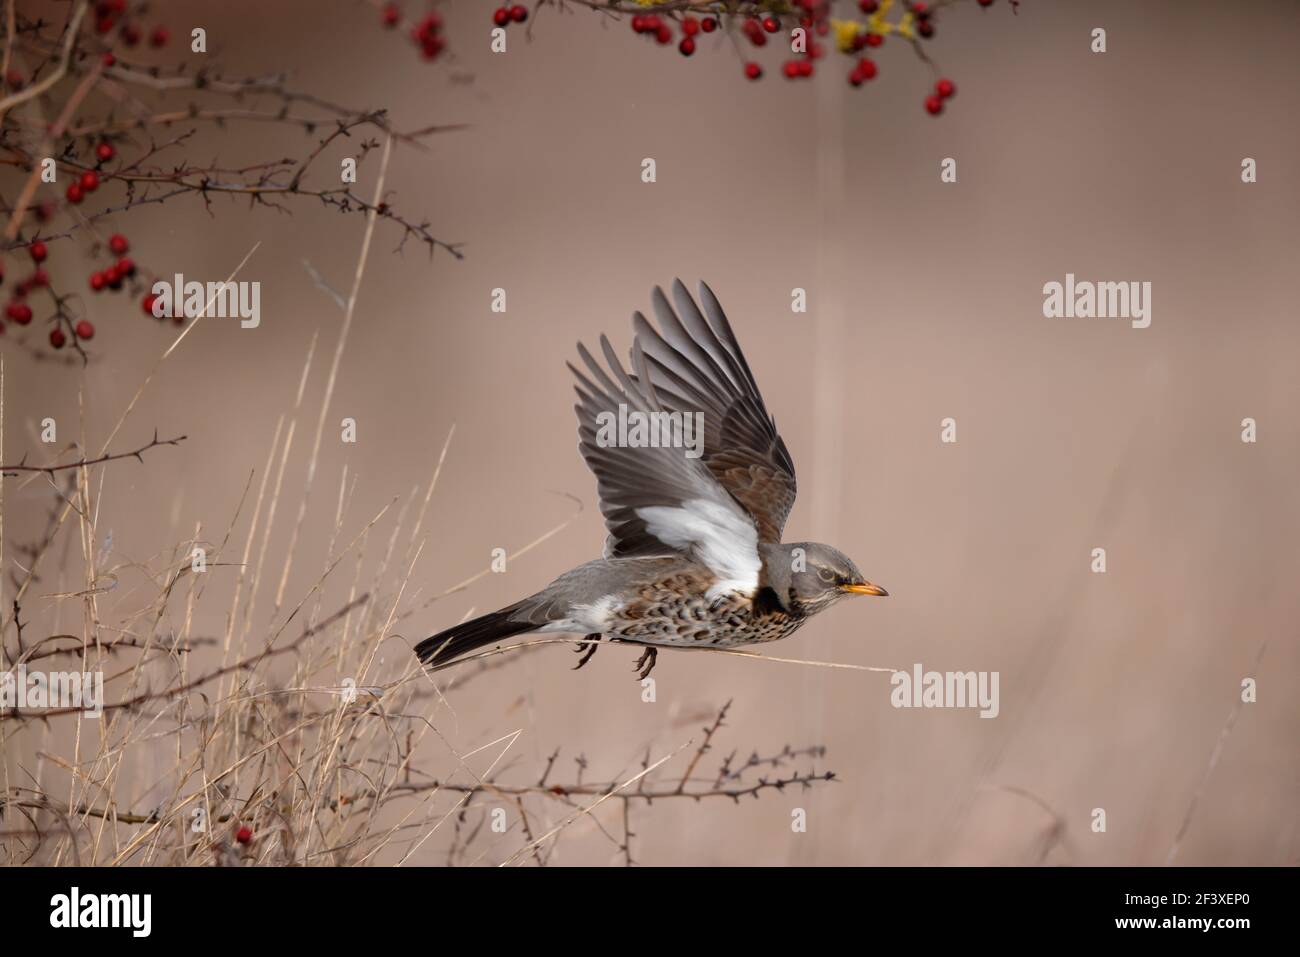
570 281 796 590
634 280 797 544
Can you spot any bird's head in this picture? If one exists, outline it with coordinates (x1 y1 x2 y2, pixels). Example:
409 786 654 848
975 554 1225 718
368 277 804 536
767 542 888 613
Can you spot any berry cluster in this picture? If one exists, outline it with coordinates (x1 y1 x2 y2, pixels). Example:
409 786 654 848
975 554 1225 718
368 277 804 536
492 5 530 28
57 139 116 206
925 76 956 114
379 4 452 62
92 0 169 48
0 224 169 350
0 242 94 348
631 10 717 56
88 233 138 299
64 142 112 205
618 0 1000 115
411 11 447 60
910 1 936 39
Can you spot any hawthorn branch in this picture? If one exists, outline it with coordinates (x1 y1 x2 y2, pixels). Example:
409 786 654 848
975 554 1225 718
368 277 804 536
3 593 370 720
0 0 87 118
0 429 186 477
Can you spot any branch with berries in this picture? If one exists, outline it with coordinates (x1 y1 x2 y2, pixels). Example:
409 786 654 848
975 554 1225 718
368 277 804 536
530 0 1016 107
0 1 462 357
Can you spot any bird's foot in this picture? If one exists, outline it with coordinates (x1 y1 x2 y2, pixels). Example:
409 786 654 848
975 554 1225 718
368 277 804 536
632 646 658 680
572 634 601 671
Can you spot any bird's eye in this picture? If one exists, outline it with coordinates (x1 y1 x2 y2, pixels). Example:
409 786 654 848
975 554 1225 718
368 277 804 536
817 568 836 583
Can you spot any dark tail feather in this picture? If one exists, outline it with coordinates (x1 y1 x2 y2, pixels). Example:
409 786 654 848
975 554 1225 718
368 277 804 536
415 605 536 668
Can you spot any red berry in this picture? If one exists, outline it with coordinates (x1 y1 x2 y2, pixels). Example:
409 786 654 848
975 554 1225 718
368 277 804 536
49 328 66 349
30 241 48 262
918 20 934 38
978 0 994 5
912 2 930 14
236 825 253 844
122 23 141 46
936 77 956 98
782 60 800 79
108 233 129 255
925 94 943 115
102 52 116 67
509 5 528 23
858 58 877 80
859 0 879 11
90 271 107 291
5 69 23 89
142 293 161 317
849 69 864 87
116 256 136 277
744 62 762 80
107 266 124 289
96 141 115 162
31 269 49 287
655 24 672 44
35 201 55 222
149 26 169 47
799 60 814 77
748 31 767 47
682 17 699 37
679 37 695 56
492 8 509 27
382 3 399 26
865 33 882 47
762 16 780 33
701 17 717 33
75 320 95 340
96 17 116 35
80 171 100 192
66 183 84 204
6 302 32 324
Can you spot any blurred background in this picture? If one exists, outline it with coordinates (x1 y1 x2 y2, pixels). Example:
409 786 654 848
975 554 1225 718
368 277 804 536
3 0 1298 865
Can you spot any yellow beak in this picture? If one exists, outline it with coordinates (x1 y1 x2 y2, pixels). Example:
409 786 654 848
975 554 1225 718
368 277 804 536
841 581 888 597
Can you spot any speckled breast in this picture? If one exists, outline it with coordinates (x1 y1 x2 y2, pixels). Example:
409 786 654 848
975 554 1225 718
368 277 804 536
608 576 806 648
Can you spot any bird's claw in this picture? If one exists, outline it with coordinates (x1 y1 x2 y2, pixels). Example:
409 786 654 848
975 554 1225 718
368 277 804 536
573 635 601 670
632 646 657 680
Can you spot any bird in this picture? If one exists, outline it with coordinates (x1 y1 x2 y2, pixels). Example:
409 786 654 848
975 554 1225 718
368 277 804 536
415 280 887 679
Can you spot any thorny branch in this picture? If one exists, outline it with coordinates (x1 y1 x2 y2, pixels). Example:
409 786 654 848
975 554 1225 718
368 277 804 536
0 4 464 362
2 593 371 720
1 428 185 477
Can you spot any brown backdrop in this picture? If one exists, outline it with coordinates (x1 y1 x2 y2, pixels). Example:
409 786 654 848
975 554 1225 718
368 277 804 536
4 0 1298 865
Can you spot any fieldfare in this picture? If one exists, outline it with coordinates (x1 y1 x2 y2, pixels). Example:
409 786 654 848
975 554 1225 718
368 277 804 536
416 280 887 678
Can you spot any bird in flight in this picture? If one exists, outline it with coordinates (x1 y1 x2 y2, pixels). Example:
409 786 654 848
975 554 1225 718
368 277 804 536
416 280 887 678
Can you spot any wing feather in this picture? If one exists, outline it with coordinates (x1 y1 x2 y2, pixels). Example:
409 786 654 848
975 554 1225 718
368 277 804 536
570 281 797 592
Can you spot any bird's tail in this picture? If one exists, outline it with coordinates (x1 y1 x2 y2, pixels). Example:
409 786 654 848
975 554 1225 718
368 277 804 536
414 603 538 669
